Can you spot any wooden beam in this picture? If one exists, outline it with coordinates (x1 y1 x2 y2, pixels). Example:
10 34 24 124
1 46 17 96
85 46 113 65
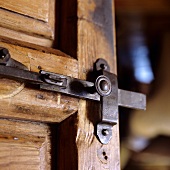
0 41 79 123
57 0 120 169
0 35 70 56
0 27 54 47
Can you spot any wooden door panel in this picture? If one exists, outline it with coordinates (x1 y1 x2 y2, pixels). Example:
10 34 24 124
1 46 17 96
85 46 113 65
0 41 79 122
0 0 120 169
0 0 55 47
0 27 54 48
0 9 52 38
0 0 49 22
0 119 50 169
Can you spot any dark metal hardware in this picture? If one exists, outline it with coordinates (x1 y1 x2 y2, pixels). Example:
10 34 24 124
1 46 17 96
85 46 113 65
96 66 118 144
0 48 146 144
94 59 146 144
40 70 68 88
0 48 28 70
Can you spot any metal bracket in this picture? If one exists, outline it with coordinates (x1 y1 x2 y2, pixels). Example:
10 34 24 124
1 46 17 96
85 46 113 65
0 48 146 144
95 59 118 144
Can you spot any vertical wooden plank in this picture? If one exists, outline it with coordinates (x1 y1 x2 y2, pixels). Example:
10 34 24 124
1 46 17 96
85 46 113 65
57 0 120 169
76 1 120 169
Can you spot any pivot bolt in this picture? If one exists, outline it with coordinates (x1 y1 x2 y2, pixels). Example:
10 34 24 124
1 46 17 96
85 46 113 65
95 75 112 96
100 80 110 92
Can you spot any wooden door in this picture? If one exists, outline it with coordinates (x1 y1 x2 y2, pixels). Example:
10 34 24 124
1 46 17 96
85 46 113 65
0 0 120 169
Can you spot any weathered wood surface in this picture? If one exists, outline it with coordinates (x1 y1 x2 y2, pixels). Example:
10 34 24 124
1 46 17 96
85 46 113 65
0 35 69 57
0 0 49 22
57 0 120 169
0 41 79 123
0 0 55 47
0 27 54 47
0 118 50 169
0 9 52 39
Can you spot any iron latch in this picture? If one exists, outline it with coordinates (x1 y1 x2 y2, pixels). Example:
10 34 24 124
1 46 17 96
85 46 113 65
0 48 146 144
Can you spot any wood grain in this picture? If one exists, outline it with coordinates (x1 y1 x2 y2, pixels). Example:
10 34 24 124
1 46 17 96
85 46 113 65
0 0 55 47
0 41 79 123
0 0 49 22
0 118 50 169
0 41 78 83
0 9 53 39
57 0 120 169
0 27 53 47
77 1 120 169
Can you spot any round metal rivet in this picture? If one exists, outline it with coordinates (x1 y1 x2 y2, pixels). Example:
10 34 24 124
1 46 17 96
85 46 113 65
95 75 112 96
100 80 109 92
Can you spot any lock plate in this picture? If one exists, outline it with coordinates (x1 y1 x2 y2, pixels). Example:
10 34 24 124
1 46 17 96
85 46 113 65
95 59 146 144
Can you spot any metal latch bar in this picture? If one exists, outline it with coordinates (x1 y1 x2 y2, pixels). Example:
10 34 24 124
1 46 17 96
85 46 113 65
118 89 146 110
0 48 146 145
40 70 100 101
0 65 146 110
0 64 43 85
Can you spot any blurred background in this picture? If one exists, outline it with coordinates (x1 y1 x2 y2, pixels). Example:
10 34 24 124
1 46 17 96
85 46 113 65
115 0 170 169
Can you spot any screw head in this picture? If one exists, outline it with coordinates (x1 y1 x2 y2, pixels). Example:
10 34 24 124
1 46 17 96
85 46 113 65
0 48 10 64
102 129 109 136
95 59 110 71
100 64 107 70
97 123 113 144
0 48 8 58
